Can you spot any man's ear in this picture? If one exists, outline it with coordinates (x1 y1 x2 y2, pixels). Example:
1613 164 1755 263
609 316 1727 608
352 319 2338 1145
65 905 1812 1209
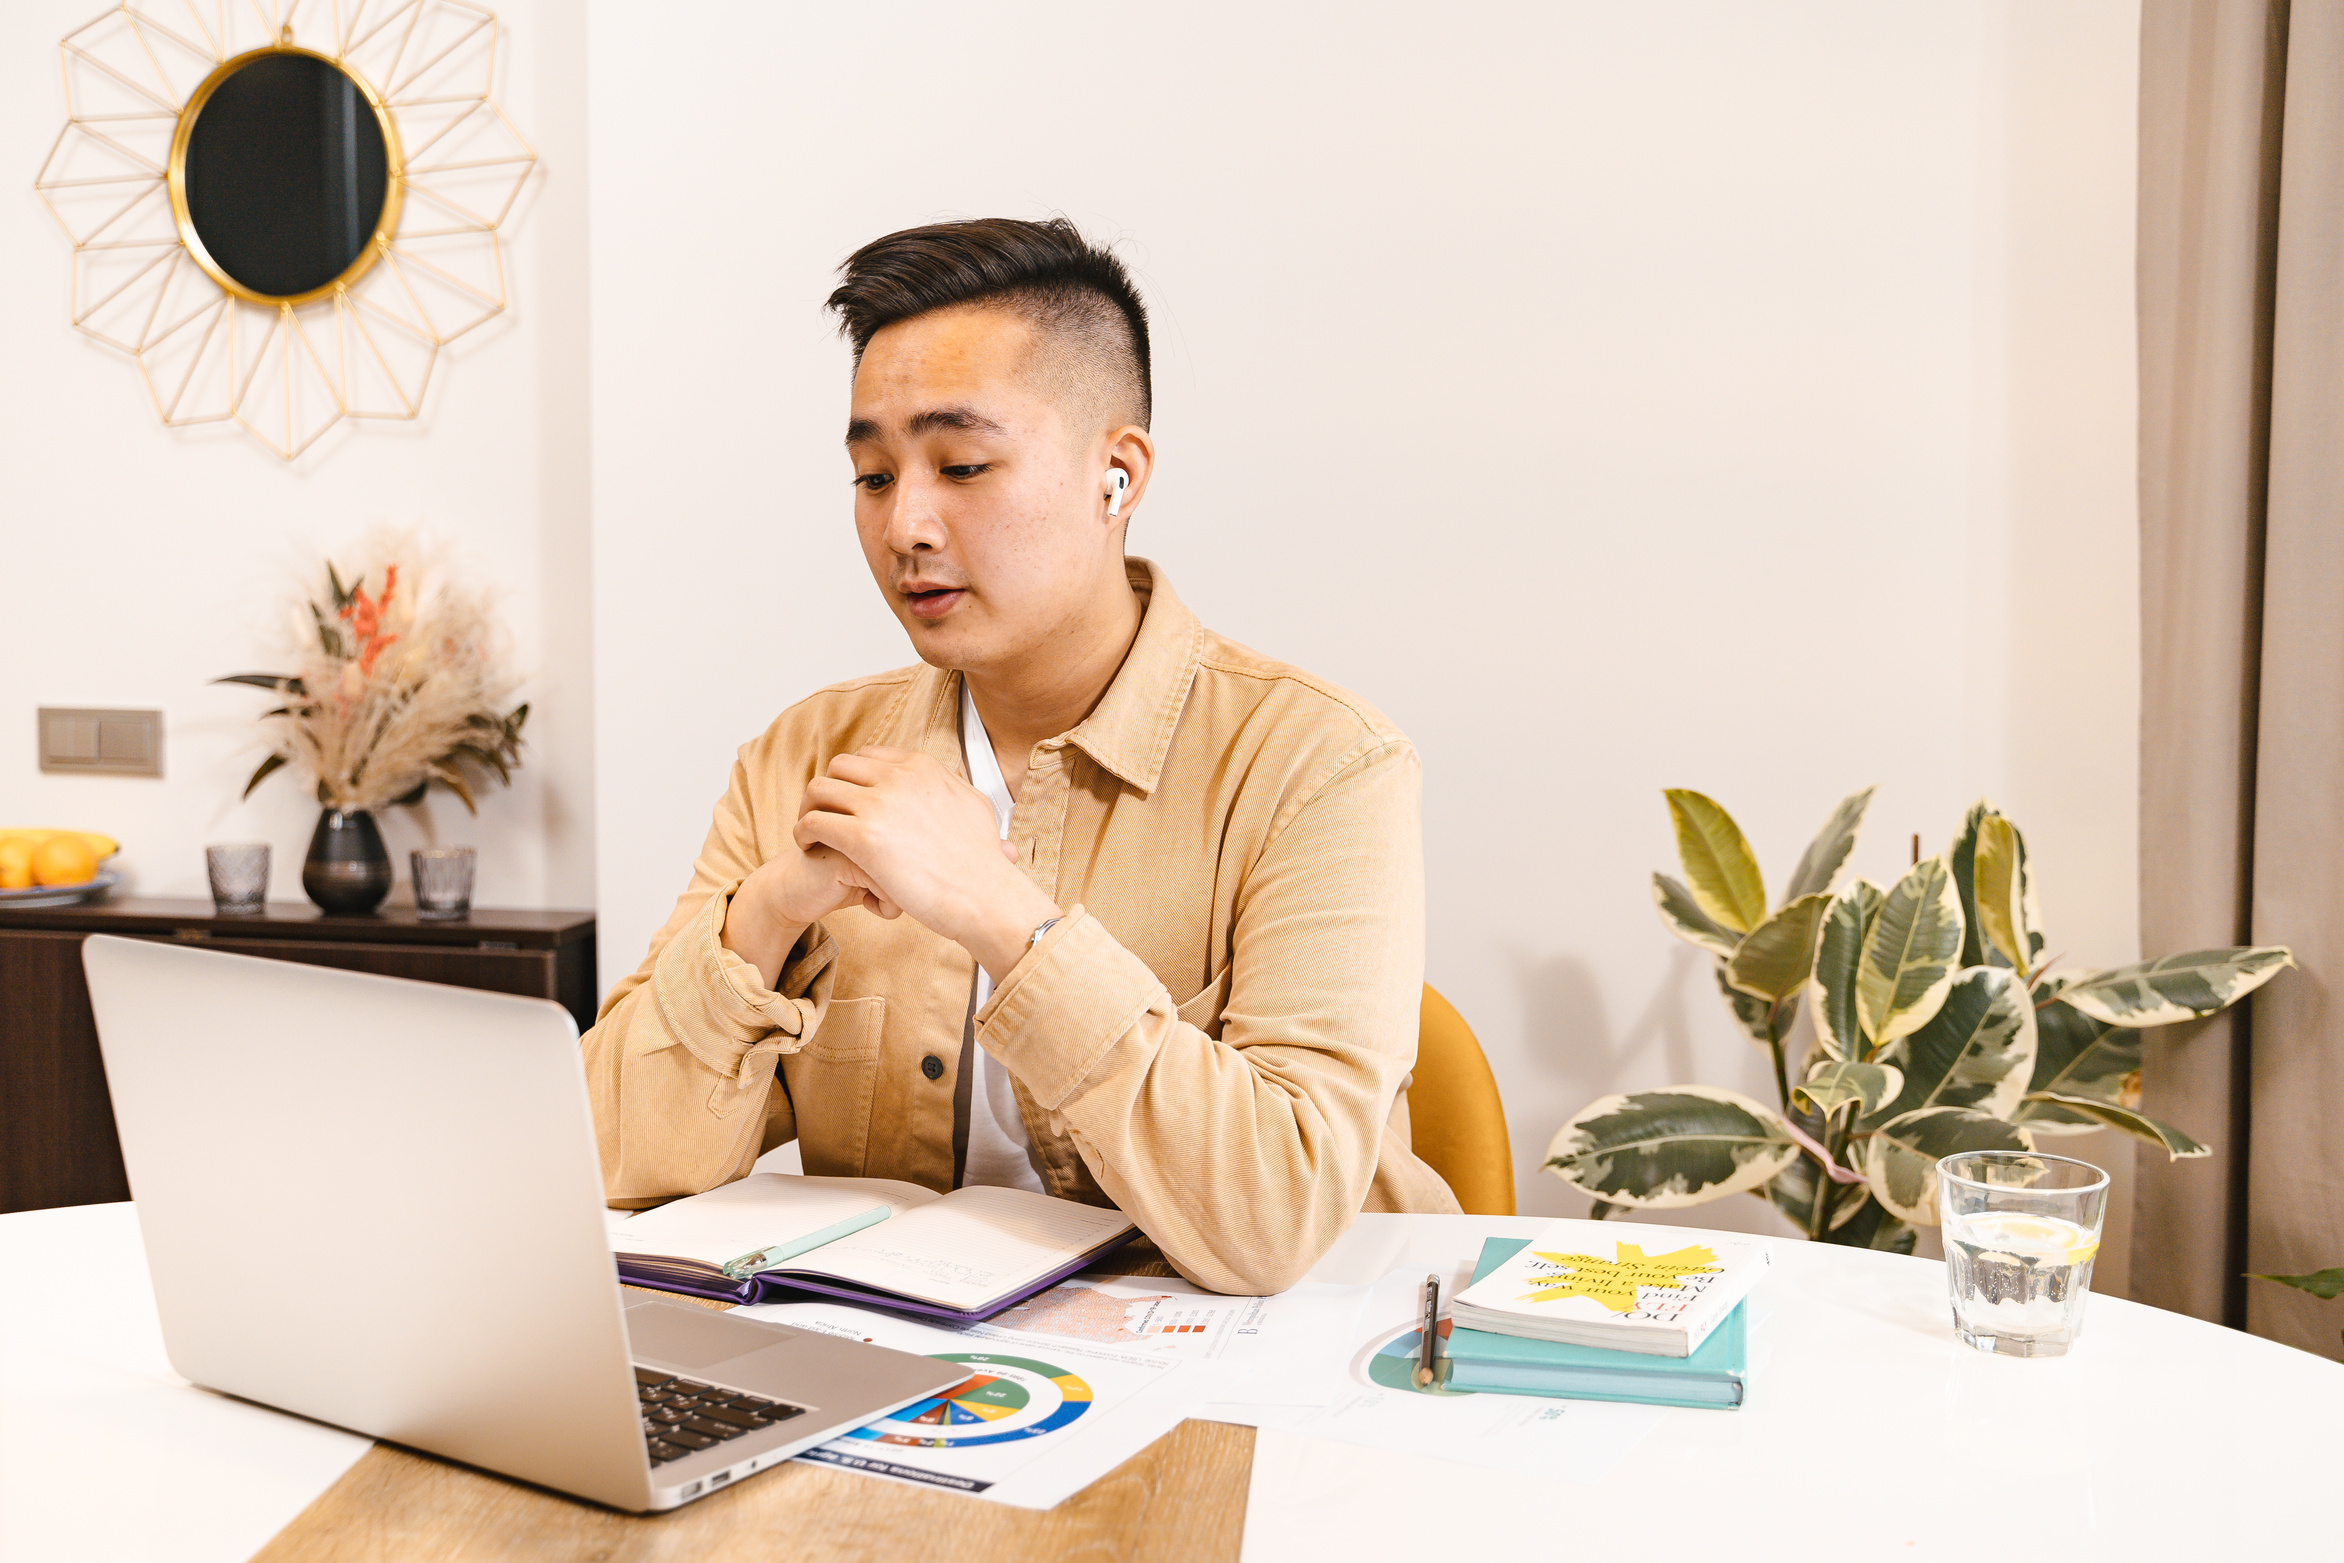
1101 425 1155 528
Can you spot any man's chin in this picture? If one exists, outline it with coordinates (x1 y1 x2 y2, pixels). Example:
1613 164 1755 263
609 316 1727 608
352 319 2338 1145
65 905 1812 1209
902 617 982 672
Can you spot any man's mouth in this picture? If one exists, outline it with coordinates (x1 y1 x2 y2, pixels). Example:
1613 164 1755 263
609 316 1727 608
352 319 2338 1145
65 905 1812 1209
901 584 967 621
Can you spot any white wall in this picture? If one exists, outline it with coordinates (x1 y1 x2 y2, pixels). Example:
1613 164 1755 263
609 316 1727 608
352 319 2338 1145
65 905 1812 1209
0 2 593 911
0 0 2145 1275
586 0 2143 1262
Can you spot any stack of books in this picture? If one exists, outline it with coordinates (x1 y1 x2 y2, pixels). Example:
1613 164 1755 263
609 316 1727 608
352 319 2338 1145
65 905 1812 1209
1442 1217 1771 1410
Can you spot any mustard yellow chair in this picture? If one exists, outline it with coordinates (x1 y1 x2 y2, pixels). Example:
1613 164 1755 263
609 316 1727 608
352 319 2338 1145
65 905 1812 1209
1407 984 1515 1216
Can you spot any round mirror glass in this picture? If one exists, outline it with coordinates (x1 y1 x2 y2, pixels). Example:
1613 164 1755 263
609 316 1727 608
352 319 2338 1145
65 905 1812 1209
178 51 393 300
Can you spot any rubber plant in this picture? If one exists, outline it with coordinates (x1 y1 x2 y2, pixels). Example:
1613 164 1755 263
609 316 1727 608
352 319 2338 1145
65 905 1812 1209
1543 788 2293 1253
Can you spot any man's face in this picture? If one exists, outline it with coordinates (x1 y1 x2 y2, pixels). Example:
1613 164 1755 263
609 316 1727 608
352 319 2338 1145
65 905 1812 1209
846 305 1110 677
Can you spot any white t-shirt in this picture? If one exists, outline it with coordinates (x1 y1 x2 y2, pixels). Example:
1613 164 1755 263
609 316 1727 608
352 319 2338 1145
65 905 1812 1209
957 681 1047 1192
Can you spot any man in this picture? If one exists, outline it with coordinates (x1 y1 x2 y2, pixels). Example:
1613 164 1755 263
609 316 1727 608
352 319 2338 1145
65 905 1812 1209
585 218 1458 1295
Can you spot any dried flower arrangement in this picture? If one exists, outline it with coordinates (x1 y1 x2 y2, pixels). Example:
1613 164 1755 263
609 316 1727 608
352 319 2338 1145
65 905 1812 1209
217 532 526 813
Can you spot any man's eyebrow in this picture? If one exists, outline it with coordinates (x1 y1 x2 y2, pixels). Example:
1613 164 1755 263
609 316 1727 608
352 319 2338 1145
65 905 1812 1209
843 405 1007 447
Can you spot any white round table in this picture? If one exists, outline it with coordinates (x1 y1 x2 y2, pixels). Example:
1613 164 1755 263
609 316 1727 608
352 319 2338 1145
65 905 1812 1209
1256 1213 2340 1560
3 1204 2334 1561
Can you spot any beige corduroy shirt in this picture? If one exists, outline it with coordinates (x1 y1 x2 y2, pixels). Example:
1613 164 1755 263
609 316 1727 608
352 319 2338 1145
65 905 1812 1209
583 559 1459 1294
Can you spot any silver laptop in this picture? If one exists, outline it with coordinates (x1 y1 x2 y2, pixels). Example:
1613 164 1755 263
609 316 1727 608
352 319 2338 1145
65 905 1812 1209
80 934 964 1512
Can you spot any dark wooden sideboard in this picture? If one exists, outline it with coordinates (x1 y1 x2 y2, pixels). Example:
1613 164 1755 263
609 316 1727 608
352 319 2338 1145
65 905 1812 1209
0 896 596 1214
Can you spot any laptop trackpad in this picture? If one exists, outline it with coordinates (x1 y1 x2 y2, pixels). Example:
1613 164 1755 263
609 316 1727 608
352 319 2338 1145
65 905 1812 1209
628 1299 801 1369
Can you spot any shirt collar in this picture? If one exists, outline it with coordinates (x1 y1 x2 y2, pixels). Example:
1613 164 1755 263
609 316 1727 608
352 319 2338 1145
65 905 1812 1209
898 557 1201 798
1060 558 1202 796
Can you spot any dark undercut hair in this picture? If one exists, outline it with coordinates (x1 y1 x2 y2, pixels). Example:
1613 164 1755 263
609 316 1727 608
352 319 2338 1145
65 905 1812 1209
826 217 1152 430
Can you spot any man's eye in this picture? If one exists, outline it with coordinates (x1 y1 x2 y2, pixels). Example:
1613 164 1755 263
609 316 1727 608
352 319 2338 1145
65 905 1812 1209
941 464 990 480
854 472 892 492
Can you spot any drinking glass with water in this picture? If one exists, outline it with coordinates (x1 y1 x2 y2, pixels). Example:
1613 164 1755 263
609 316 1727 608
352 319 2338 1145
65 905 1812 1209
1937 1151 2109 1357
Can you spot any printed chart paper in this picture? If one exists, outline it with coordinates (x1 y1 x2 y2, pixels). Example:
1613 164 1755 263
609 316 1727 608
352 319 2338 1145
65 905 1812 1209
1199 1265 1672 1481
735 1298 1205 1508
972 1275 1367 1367
736 1276 1367 1506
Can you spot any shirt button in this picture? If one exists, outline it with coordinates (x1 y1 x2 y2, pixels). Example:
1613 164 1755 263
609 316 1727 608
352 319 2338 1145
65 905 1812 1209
920 1055 944 1081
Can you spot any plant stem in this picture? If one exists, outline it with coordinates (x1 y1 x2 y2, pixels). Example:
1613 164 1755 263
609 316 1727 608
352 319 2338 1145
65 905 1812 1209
1805 1105 1844 1242
1766 1001 1791 1111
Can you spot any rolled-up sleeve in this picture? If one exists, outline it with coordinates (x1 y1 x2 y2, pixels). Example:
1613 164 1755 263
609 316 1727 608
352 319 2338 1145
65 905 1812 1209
976 737 1447 1294
582 751 836 1205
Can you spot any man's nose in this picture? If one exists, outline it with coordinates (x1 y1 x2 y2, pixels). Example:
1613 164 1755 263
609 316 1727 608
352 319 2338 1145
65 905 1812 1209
884 475 947 554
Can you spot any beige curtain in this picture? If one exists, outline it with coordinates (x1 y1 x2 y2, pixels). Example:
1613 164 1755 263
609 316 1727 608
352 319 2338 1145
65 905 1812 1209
2137 0 2344 1353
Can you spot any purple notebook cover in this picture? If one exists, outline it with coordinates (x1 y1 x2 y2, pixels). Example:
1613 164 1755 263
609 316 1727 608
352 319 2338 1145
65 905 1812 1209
616 1227 1137 1322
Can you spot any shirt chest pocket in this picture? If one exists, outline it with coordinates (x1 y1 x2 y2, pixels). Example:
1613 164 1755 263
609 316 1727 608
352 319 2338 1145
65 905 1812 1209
778 995 885 1177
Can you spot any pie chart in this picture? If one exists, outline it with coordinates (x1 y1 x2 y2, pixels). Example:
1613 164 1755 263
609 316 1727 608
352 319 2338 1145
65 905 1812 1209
844 1352 1095 1448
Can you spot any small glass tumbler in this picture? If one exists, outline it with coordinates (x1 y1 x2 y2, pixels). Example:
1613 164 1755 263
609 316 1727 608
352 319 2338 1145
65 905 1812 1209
1938 1150 2109 1357
410 846 476 921
205 843 269 914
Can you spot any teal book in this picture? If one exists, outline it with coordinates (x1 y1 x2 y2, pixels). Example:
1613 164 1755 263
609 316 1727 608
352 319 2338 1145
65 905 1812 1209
1444 1238 1749 1410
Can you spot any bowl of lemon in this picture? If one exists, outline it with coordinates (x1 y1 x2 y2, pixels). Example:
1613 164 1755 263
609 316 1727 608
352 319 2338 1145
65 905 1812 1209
0 830 120 907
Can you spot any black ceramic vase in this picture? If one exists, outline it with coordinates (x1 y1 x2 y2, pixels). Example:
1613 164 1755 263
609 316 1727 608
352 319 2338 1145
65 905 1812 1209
303 808 392 914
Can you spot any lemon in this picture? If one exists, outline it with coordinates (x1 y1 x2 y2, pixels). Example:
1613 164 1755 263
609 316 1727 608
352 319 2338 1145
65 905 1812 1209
31 836 98 887
0 839 30 890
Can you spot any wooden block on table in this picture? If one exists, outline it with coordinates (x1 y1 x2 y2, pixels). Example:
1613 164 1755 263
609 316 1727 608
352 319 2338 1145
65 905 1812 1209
248 1419 1253 1563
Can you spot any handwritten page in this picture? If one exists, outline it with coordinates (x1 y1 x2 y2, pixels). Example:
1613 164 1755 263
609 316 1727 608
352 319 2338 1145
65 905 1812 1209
608 1173 936 1268
789 1186 1133 1310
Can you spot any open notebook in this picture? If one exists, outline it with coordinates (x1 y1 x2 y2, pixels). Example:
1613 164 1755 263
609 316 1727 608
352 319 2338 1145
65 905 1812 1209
606 1173 1137 1322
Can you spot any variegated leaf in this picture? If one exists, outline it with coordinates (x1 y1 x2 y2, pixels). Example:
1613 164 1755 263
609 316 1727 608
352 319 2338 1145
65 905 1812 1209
1727 892 1832 1003
1856 1107 2033 1226
1972 814 2031 970
1947 801 1991 967
2014 998 2142 1134
1542 1087 1799 1209
1856 856 1965 1045
2012 824 2045 966
1794 1060 1904 1119
1664 790 1767 934
2059 947 2293 1028
2019 1091 2209 1160
1767 1151 1871 1233
1836 1200 1918 1255
1653 872 1742 959
1812 878 1883 1061
2011 1099 2117 1135
1715 960 1777 1047
1779 786 1876 906
1946 801 2046 970
1864 967 2037 1127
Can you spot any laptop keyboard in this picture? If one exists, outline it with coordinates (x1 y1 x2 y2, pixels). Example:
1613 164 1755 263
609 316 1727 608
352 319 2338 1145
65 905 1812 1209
635 1366 806 1466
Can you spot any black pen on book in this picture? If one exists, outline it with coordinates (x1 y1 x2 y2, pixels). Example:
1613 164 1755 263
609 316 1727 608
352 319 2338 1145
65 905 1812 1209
1414 1272 1442 1388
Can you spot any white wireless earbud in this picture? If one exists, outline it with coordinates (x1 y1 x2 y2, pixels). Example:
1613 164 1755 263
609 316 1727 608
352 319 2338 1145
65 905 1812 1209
1105 468 1129 518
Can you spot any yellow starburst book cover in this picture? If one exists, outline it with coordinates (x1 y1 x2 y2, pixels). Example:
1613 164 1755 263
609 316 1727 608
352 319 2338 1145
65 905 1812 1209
1448 1218 1771 1357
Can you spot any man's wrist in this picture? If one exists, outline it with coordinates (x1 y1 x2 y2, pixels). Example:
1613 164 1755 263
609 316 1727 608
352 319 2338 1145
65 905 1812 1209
720 880 806 992
968 878 1065 988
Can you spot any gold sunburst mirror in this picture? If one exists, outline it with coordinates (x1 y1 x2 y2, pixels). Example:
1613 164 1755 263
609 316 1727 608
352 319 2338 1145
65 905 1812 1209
35 3 537 460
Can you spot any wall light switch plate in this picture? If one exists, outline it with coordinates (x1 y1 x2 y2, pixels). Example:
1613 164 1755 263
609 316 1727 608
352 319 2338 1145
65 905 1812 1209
39 707 164 777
